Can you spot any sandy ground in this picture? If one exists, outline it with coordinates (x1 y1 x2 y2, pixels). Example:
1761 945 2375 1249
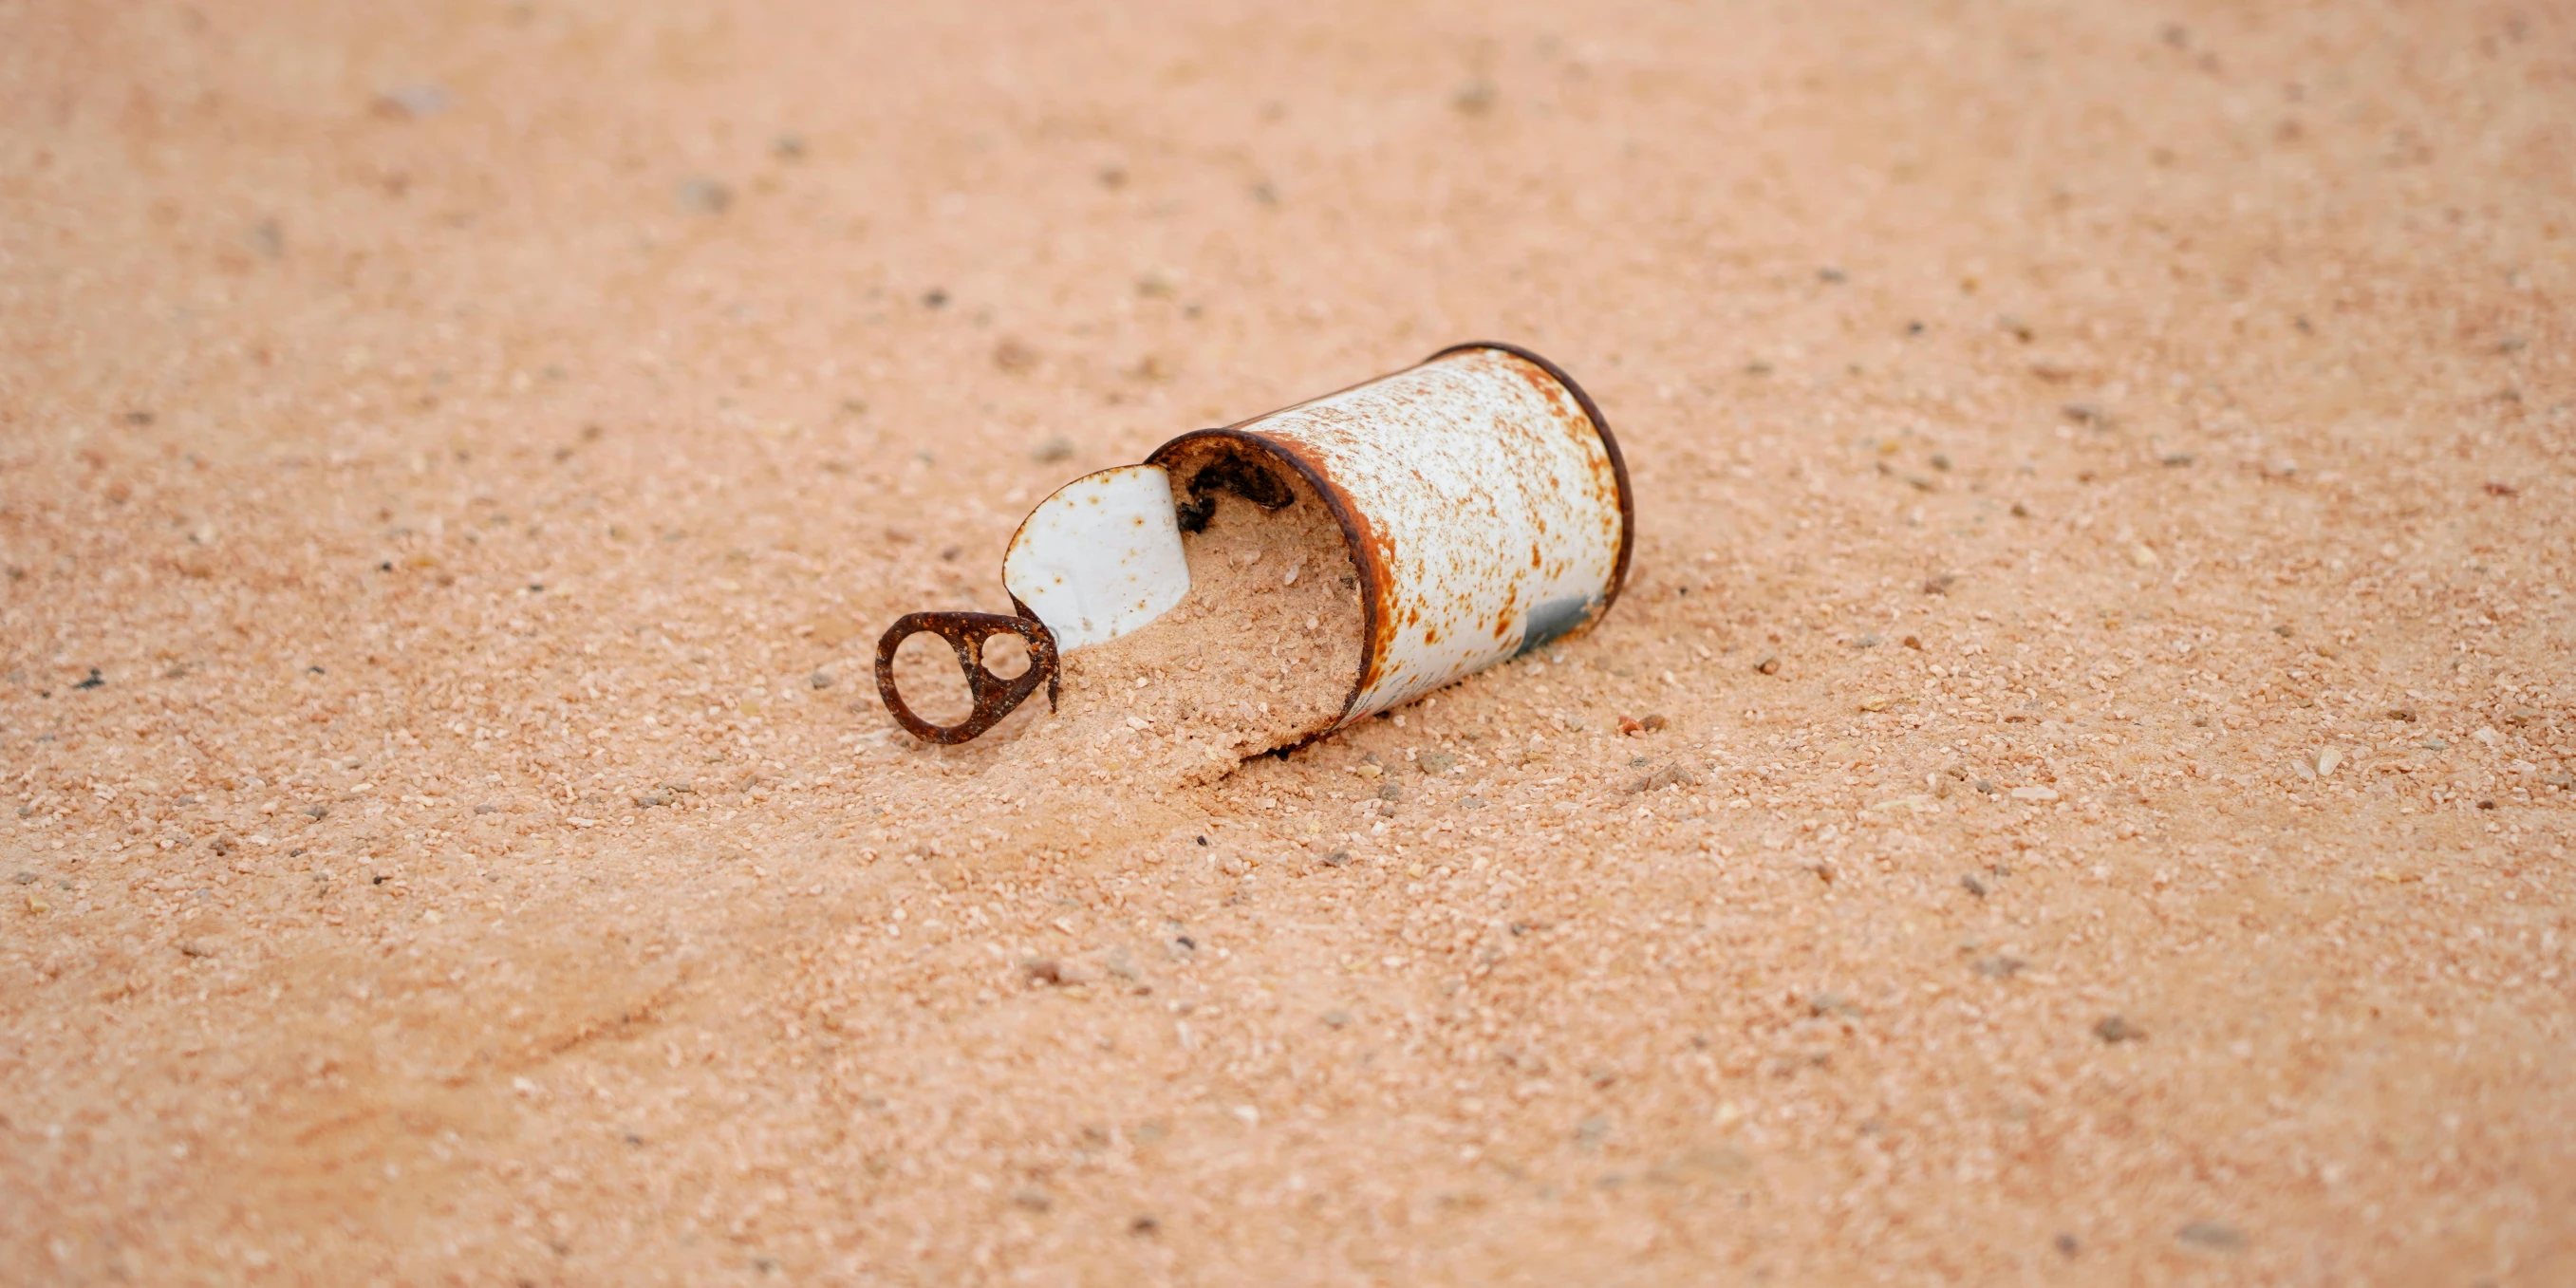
5 1 2573 1282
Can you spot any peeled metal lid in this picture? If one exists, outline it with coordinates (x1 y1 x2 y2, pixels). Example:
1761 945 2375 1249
1001 463 1189 653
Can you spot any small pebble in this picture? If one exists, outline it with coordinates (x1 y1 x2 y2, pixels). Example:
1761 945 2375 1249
1031 436 1075 463
1626 763 1700 794
676 177 732 215
809 670 833 690
2175 1222 2244 1252
376 84 452 119
1754 654 1780 675
2094 1015 2145 1044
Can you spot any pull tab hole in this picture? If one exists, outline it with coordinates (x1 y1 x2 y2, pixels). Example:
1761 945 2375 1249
980 631 1032 680
889 631 974 725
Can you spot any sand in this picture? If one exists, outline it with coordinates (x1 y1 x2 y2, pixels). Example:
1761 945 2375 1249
4 0 2572 1282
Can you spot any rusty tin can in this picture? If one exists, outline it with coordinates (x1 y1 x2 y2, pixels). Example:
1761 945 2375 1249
877 342 1633 743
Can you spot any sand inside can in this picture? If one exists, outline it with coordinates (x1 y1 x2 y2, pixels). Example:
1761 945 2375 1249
992 452 1366 787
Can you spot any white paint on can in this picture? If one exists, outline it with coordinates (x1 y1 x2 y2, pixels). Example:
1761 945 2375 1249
1001 464 1190 653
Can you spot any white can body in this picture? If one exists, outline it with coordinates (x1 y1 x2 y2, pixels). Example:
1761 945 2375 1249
1148 343 1633 729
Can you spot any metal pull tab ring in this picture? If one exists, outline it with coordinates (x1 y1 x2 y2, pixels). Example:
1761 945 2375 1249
874 610 1060 744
